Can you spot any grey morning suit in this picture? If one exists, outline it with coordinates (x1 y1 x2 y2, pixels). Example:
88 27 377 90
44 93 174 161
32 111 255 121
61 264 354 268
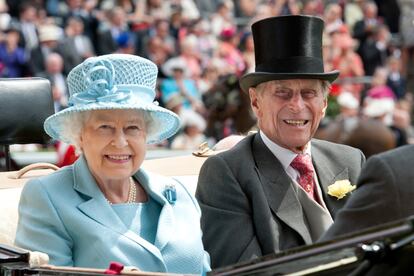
196 133 365 268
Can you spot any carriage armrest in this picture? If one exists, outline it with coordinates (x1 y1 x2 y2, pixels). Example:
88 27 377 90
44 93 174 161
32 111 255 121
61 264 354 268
0 165 58 246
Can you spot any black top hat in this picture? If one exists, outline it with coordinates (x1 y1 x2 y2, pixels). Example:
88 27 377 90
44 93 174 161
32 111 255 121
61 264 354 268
239 15 339 92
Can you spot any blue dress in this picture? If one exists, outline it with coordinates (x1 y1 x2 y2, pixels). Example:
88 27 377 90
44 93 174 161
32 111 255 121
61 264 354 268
112 199 161 244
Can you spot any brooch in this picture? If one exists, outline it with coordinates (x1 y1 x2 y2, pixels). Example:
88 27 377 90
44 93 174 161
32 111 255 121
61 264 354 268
327 180 356 200
164 184 177 205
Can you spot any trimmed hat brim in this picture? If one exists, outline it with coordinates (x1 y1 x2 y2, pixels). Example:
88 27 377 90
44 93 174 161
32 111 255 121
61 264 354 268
44 102 180 145
240 71 340 93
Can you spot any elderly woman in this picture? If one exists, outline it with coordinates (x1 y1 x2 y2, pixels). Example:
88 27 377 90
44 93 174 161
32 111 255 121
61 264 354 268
14 54 210 274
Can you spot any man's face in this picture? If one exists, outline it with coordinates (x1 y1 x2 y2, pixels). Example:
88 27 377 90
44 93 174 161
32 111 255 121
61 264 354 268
249 79 327 153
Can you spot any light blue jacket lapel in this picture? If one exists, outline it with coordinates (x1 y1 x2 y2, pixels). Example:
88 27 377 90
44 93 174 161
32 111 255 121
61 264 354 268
134 169 175 251
72 156 174 263
73 157 126 234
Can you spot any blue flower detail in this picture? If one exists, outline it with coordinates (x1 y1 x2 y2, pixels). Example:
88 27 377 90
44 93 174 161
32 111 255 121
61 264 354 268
68 59 132 106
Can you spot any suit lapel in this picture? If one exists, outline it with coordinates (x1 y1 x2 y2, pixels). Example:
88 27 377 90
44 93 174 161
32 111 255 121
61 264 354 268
311 142 350 218
252 135 312 244
72 157 164 261
297 189 333 241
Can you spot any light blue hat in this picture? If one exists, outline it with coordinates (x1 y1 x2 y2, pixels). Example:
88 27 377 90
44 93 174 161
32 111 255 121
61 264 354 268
44 54 180 144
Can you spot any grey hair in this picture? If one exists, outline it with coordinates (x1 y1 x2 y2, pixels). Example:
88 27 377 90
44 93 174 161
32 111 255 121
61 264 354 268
59 110 155 154
321 80 331 98
59 111 91 153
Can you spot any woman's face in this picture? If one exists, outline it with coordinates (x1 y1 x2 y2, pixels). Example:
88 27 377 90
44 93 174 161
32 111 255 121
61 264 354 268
79 109 147 183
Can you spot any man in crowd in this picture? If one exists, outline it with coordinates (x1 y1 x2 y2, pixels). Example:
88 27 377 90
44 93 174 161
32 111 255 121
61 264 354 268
196 15 365 269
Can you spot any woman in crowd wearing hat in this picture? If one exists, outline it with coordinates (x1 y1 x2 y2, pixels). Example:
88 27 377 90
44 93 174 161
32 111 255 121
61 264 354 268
14 54 210 274
160 56 204 114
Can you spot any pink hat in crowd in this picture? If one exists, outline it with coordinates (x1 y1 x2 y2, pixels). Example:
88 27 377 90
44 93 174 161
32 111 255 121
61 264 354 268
366 85 396 100
363 85 395 124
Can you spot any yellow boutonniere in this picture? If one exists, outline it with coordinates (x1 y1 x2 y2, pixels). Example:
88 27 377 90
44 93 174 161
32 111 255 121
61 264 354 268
327 180 356 200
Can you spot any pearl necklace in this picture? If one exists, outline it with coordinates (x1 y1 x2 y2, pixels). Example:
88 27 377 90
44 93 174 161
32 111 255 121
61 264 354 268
106 177 136 205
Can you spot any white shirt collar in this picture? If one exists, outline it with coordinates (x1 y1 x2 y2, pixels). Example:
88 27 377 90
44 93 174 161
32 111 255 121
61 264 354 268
259 131 333 217
259 131 312 169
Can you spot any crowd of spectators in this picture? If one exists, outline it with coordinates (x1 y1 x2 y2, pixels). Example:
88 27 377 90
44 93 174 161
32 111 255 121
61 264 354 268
0 0 413 159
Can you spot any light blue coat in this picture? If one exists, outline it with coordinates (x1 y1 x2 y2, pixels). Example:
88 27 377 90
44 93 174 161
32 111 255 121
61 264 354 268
15 156 210 274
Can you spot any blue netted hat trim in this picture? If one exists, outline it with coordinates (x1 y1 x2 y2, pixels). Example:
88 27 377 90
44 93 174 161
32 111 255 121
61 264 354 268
43 54 181 144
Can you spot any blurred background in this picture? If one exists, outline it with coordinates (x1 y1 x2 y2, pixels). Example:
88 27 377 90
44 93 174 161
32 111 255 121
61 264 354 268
0 0 412 170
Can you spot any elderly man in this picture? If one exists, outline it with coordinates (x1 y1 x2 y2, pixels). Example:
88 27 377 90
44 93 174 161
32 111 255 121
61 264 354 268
196 15 366 269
